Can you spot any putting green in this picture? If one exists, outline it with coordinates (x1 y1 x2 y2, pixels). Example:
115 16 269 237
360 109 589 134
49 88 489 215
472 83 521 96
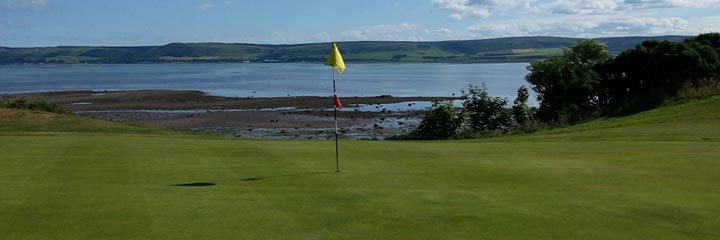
1 97 718 239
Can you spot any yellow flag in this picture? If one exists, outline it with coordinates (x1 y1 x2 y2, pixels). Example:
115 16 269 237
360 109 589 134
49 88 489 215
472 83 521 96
325 42 345 74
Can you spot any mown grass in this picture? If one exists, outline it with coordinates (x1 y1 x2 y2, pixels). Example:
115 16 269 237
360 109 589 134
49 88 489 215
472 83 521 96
0 97 718 239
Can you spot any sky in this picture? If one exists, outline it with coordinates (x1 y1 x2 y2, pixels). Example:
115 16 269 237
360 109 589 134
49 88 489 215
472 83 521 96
1 0 719 47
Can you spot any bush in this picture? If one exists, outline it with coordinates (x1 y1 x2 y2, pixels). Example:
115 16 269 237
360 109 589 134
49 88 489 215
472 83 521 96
461 83 510 132
1 98 65 113
28 100 65 113
605 88 668 116
512 85 534 126
676 80 720 101
1 97 27 109
600 35 720 115
507 119 549 134
389 100 465 140
526 40 609 123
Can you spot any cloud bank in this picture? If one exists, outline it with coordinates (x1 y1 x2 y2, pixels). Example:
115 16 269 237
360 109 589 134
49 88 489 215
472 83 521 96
3 0 47 10
429 0 720 39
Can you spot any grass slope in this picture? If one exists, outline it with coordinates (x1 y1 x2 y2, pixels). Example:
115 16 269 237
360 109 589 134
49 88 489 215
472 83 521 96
0 97 718 239
506 97 720 142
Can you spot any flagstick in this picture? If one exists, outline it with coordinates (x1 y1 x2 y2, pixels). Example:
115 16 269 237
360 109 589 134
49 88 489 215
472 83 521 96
333 69 340 173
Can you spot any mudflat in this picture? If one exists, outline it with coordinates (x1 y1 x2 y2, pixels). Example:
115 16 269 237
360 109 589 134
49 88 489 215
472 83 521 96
2 90 456 139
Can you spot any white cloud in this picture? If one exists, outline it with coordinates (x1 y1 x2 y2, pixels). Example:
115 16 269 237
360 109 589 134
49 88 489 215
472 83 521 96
432 0 536 20
542 0 622 14
426 28 453 35
340 23 423 41
624 0 720 9
197 2 214 10
627 16 689 33
432 0 489 19
693 15 720 33
314 32 331 42
466 15 692 38
335 23 479 41
433 0 720 20
196 0 232 10
538 0 720 15
3 0 47 10
428 0 718 40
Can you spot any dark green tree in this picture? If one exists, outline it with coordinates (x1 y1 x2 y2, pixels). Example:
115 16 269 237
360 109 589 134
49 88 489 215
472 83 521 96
526 40 609 123
685 33 720 79
599 39 717 113
687 33 720 54
461 83 509 132
512 85 533 125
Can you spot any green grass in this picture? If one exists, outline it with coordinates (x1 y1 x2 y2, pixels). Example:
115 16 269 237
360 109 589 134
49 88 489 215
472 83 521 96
507 97 720 142
0 109 174 135
1 97 719 239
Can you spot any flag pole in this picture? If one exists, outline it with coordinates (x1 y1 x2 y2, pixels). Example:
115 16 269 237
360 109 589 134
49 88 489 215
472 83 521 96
333 68 340 173
326 42 344 173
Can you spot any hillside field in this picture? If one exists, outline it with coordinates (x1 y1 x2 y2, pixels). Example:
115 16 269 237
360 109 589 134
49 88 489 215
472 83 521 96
0 36 688 64
0 97 718 239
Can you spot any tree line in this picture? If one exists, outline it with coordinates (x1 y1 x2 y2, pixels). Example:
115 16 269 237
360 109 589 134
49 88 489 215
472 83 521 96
393 33 720 140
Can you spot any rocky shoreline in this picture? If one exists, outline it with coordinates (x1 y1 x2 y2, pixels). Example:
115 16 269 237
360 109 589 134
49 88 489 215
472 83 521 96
2 90 459 139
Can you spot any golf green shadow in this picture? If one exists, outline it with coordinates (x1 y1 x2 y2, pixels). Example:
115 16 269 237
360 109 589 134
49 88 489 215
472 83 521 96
169 182 216 187
169 171 335 187
237 171 335 182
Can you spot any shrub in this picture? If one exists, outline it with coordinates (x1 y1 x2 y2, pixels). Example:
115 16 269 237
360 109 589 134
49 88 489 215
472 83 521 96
28 100 65 113
512 85 534 126
1 97 27 109
1 98 65 113
676 80 720 101
526 40 609 123
389 100 465 140
461 83 510 132
508 119 548 134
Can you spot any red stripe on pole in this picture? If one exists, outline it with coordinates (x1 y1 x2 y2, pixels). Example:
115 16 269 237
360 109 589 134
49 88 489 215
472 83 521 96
333 95 343 109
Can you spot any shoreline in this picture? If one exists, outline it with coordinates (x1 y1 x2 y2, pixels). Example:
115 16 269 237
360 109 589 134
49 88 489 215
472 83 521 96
2 90 455 139
1 90 457 111
0 60 534 65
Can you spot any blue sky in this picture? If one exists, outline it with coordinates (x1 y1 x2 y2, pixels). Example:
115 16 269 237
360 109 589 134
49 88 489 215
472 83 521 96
1 0 719 47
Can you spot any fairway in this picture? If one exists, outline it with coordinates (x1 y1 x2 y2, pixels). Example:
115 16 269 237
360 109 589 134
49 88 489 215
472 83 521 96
1 98 719 239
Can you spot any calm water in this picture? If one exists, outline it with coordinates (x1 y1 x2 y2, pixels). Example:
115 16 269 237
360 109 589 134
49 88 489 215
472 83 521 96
0 63 532 101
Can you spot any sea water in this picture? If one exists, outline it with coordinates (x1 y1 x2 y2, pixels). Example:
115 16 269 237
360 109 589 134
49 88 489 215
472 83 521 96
0 62 534 104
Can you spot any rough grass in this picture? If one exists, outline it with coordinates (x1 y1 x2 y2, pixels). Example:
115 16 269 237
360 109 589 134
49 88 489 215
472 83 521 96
0 97 718 239
505 96 720 142
0 109 174 135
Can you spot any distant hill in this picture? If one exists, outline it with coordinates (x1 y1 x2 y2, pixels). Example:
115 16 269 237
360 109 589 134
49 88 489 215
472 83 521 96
0 36 689 64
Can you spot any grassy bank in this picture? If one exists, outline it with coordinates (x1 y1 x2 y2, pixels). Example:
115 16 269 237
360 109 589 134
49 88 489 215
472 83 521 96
0 97 718 239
